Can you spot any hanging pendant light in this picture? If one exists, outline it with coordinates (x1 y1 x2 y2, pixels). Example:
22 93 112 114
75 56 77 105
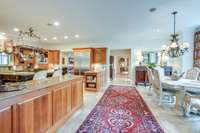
161 11 189 58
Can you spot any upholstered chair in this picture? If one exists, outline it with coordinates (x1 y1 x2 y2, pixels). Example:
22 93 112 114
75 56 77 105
185 67 200 80
152 69 178 105
183 91 200 116
53 69 63 77
33 70 47 80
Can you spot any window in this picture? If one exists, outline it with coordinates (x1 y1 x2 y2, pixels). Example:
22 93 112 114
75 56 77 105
0 52 11 65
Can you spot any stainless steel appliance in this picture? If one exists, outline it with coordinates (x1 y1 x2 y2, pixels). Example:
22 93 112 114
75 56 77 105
74 51 91 75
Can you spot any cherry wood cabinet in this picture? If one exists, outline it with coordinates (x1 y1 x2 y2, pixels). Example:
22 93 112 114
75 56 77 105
52 82 71 123
93 48 107 64
48 50 60 65
135 66 149 86
0 77 83 133
71 79 83 110
38 50 60 69
17 92 52 133
13 46 36 67
0 106 12 133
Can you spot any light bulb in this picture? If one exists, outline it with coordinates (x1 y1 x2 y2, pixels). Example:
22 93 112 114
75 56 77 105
75 34 80 38
170 42 177 48
53 21 60 26
52 37 57 40
64 36 68 39
13 28 19 32
161 45 167 50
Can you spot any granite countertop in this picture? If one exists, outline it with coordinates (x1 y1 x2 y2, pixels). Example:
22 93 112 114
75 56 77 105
0 71 35 76
0 75 83 101
85 71 102 74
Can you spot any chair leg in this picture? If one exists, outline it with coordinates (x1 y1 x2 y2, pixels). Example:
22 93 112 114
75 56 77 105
183 95 192 117
148 86 152 96
183 104 191 117
159 94 163 106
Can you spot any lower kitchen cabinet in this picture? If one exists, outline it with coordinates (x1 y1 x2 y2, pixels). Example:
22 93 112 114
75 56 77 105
71 79 83 110
17 92 52 133
0 106 12 133
0 77 83 133
53 82 71 123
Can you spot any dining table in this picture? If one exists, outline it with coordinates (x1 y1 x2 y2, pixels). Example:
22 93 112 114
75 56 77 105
162 77 200 110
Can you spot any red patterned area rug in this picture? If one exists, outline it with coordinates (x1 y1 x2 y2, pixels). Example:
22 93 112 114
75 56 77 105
76 85 164 133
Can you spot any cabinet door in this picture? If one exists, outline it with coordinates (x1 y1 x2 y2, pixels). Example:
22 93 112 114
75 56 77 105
94 48 106 64
136 71 145 82
0 106 12 133
71 79 83 110
49 51 54 64
17 92 52 133
53 51 60 64
71 81 78 109
77 79 83 105
53 83 71 123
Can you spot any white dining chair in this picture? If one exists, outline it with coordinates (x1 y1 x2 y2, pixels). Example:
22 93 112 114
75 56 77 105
152 69 178 105
185 67 200 80
183 91 200 116
33 70 47 80
146 67 154 95
53 69 63 77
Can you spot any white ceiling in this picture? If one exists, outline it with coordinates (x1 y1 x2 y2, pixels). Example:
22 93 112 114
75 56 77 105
0 0 200 46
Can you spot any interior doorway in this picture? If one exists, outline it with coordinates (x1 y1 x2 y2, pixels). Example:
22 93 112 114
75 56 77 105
110 49 131 85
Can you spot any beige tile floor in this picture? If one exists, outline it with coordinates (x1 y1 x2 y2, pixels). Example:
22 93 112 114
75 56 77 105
57 79 200 133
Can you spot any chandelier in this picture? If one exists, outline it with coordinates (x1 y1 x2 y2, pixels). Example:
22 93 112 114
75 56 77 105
0 27 41 54
161 11 189 58
17 27 40 43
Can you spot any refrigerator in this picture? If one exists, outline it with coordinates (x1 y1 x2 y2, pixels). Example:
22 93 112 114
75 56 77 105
74 51 91 75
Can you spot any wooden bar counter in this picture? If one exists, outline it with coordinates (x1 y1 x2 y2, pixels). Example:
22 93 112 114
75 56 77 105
0 75 84 133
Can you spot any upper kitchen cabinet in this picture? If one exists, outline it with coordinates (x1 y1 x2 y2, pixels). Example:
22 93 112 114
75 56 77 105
73 48 94 75
13 46 36 68
48 50 60 65
93 48 107 64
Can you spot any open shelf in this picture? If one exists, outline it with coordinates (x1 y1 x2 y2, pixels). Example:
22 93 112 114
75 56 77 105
84 72 100 91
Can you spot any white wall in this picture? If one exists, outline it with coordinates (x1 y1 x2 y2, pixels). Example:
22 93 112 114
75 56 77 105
181 28 195 72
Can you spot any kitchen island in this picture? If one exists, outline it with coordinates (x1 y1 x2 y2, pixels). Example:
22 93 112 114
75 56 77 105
0 75 84 133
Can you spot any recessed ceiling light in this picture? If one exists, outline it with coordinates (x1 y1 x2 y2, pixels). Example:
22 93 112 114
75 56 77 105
43 38 48 41
0 35 7 40
154 29 160 32
75 34 80 38
53 21 60 26
13 28 19 32
52 37 57 40
0 32 6 35
64 36 69 39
